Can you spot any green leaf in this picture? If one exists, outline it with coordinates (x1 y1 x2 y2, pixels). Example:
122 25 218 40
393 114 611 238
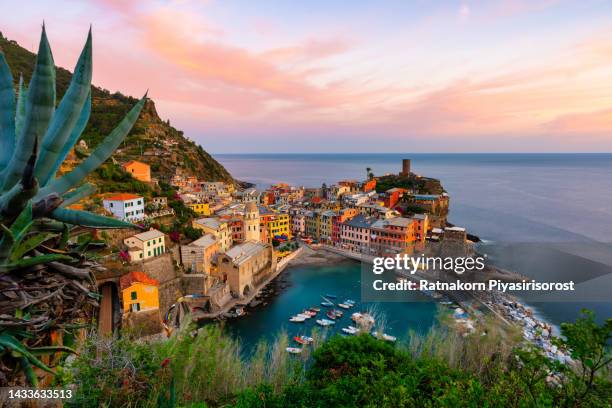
46 92 91 185
11 201 33 237
15 76 27 144
1 25 56 191
50 207 137 229
36 29 92 186
60 183 96 207
28 345 78 355
21 357 39 387
0 51 15 172
0 334 53 373
0 253 73 273
37 93 146 198
9 232 56 261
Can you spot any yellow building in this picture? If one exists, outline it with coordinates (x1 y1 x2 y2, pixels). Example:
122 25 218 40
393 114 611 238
264 213 291 240
192 217 233 251
120 271 159 313
188 202 211 216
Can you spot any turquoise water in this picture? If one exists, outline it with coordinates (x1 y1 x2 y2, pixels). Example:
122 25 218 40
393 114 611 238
217 153 612 328
227 260 437 352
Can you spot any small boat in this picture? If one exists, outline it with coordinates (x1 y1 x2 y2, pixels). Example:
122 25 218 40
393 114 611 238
286 347 302 354
345 299 356 305
316 319 332 327
297 313 312 319
294 335 314 345
332 309 343 317
310 307 321 312
290 316 306 323
326 311 337 320
372 331 397 342
325 294 337 299
303 310 317 317
338 303 350 309
342 326 358 335
321 301 334 307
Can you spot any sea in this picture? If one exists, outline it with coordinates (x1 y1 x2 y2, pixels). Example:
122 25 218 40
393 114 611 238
215 153 612 347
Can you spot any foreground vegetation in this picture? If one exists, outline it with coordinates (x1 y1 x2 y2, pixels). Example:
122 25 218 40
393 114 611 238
59 310 611 407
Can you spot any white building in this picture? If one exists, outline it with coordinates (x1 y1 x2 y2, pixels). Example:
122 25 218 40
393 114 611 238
123 229 166 262
103 193 145 221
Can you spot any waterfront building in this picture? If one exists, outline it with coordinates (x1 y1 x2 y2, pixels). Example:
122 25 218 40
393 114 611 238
260 208 291 241
331 208 359 244
124 229 166 262
340 214 376 253
192 217 233 251
370 217 418 256
357 203 399 219
304 210 321 239
218 241 276 298
180 234 219 274
291 212 305 236
319 210 336 242
103 193 145 221
120 271 159 313
122 160 151 182
412 213 429 241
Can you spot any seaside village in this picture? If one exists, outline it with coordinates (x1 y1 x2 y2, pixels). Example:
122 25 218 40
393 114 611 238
78 157 565 361
86 158 460 336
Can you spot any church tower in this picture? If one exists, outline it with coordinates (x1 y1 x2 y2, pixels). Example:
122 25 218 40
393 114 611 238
244 201 260 242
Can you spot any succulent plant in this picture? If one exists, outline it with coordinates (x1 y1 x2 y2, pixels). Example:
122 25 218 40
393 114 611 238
0 25 146 386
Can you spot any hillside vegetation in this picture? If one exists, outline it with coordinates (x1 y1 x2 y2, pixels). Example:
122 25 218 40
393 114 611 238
0 31 233 185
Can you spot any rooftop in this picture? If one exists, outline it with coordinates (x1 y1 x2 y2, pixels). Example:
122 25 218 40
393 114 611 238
132 229 165 241
187 233 217 248
194 217 226 230
120 271 159 290
105 193 142 201
344 214 376 229
224 241 268 266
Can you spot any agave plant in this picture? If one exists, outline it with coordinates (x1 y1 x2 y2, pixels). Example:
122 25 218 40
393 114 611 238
0 25 146 386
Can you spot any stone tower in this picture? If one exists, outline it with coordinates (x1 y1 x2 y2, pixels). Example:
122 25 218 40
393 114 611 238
244 201 260 242
400 159 411 177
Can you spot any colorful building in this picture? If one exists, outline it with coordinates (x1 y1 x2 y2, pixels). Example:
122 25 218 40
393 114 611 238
122 160 151 183
180 234 219 274
187 202 211 215
120 271 159 313
123 229 166 262
192 217 233 251
103 193 145 221
370 217 418 256
218 241 275 298
340 214 376 253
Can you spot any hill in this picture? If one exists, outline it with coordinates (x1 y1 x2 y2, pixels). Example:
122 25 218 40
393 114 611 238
0 31 234 185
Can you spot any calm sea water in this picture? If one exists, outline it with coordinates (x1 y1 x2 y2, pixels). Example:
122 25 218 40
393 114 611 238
216 153 612 342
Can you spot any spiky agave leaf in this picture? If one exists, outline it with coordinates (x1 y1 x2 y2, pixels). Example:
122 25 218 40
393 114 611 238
15 76 27 141
49 207 137 229
37 93 147 198
46 92 91 183
1 25 56 192
60 182 96 208
36 29 92 186
0 51 15 172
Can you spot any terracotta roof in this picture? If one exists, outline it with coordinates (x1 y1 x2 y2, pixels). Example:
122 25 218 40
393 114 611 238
122 160 149 168
120 271 159 290
105 193 142 201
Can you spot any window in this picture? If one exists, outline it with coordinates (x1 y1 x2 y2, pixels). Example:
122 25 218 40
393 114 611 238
131 291 137 300
148 251 151 256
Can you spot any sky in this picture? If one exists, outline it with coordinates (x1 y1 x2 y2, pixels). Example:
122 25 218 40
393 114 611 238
2 0 612 153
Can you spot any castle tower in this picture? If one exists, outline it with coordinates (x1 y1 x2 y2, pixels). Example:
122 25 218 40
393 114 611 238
400 159 411 177
244 201 260 242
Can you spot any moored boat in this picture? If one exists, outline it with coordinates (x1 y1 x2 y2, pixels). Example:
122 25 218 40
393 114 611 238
310 307 321 312
326 311 337 320
294 335 314 345
338 303 350 309
321 301 333 307
342 326 358 335
286 347 302 354
290 315 306 322
325 294 337 299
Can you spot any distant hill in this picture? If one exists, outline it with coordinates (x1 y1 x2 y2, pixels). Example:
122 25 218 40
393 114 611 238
0 31 234 185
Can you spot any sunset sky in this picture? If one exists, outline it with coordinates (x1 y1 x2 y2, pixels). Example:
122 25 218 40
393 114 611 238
2 0 612 152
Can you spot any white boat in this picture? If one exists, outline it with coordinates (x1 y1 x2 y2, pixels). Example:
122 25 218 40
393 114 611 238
290 316 306 322
321 301 334 307
338 303 350 309
286 347 302 354
345 300 356 305
342 326 358 335
372 331 397 342
316 319 336 326
297 313 312 319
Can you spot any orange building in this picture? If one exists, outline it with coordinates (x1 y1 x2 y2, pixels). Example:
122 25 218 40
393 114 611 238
120 271 159 313
122 160 151 182
362 179 377 192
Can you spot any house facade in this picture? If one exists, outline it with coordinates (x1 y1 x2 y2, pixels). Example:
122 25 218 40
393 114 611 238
103 193 145 221
123 229 166 262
